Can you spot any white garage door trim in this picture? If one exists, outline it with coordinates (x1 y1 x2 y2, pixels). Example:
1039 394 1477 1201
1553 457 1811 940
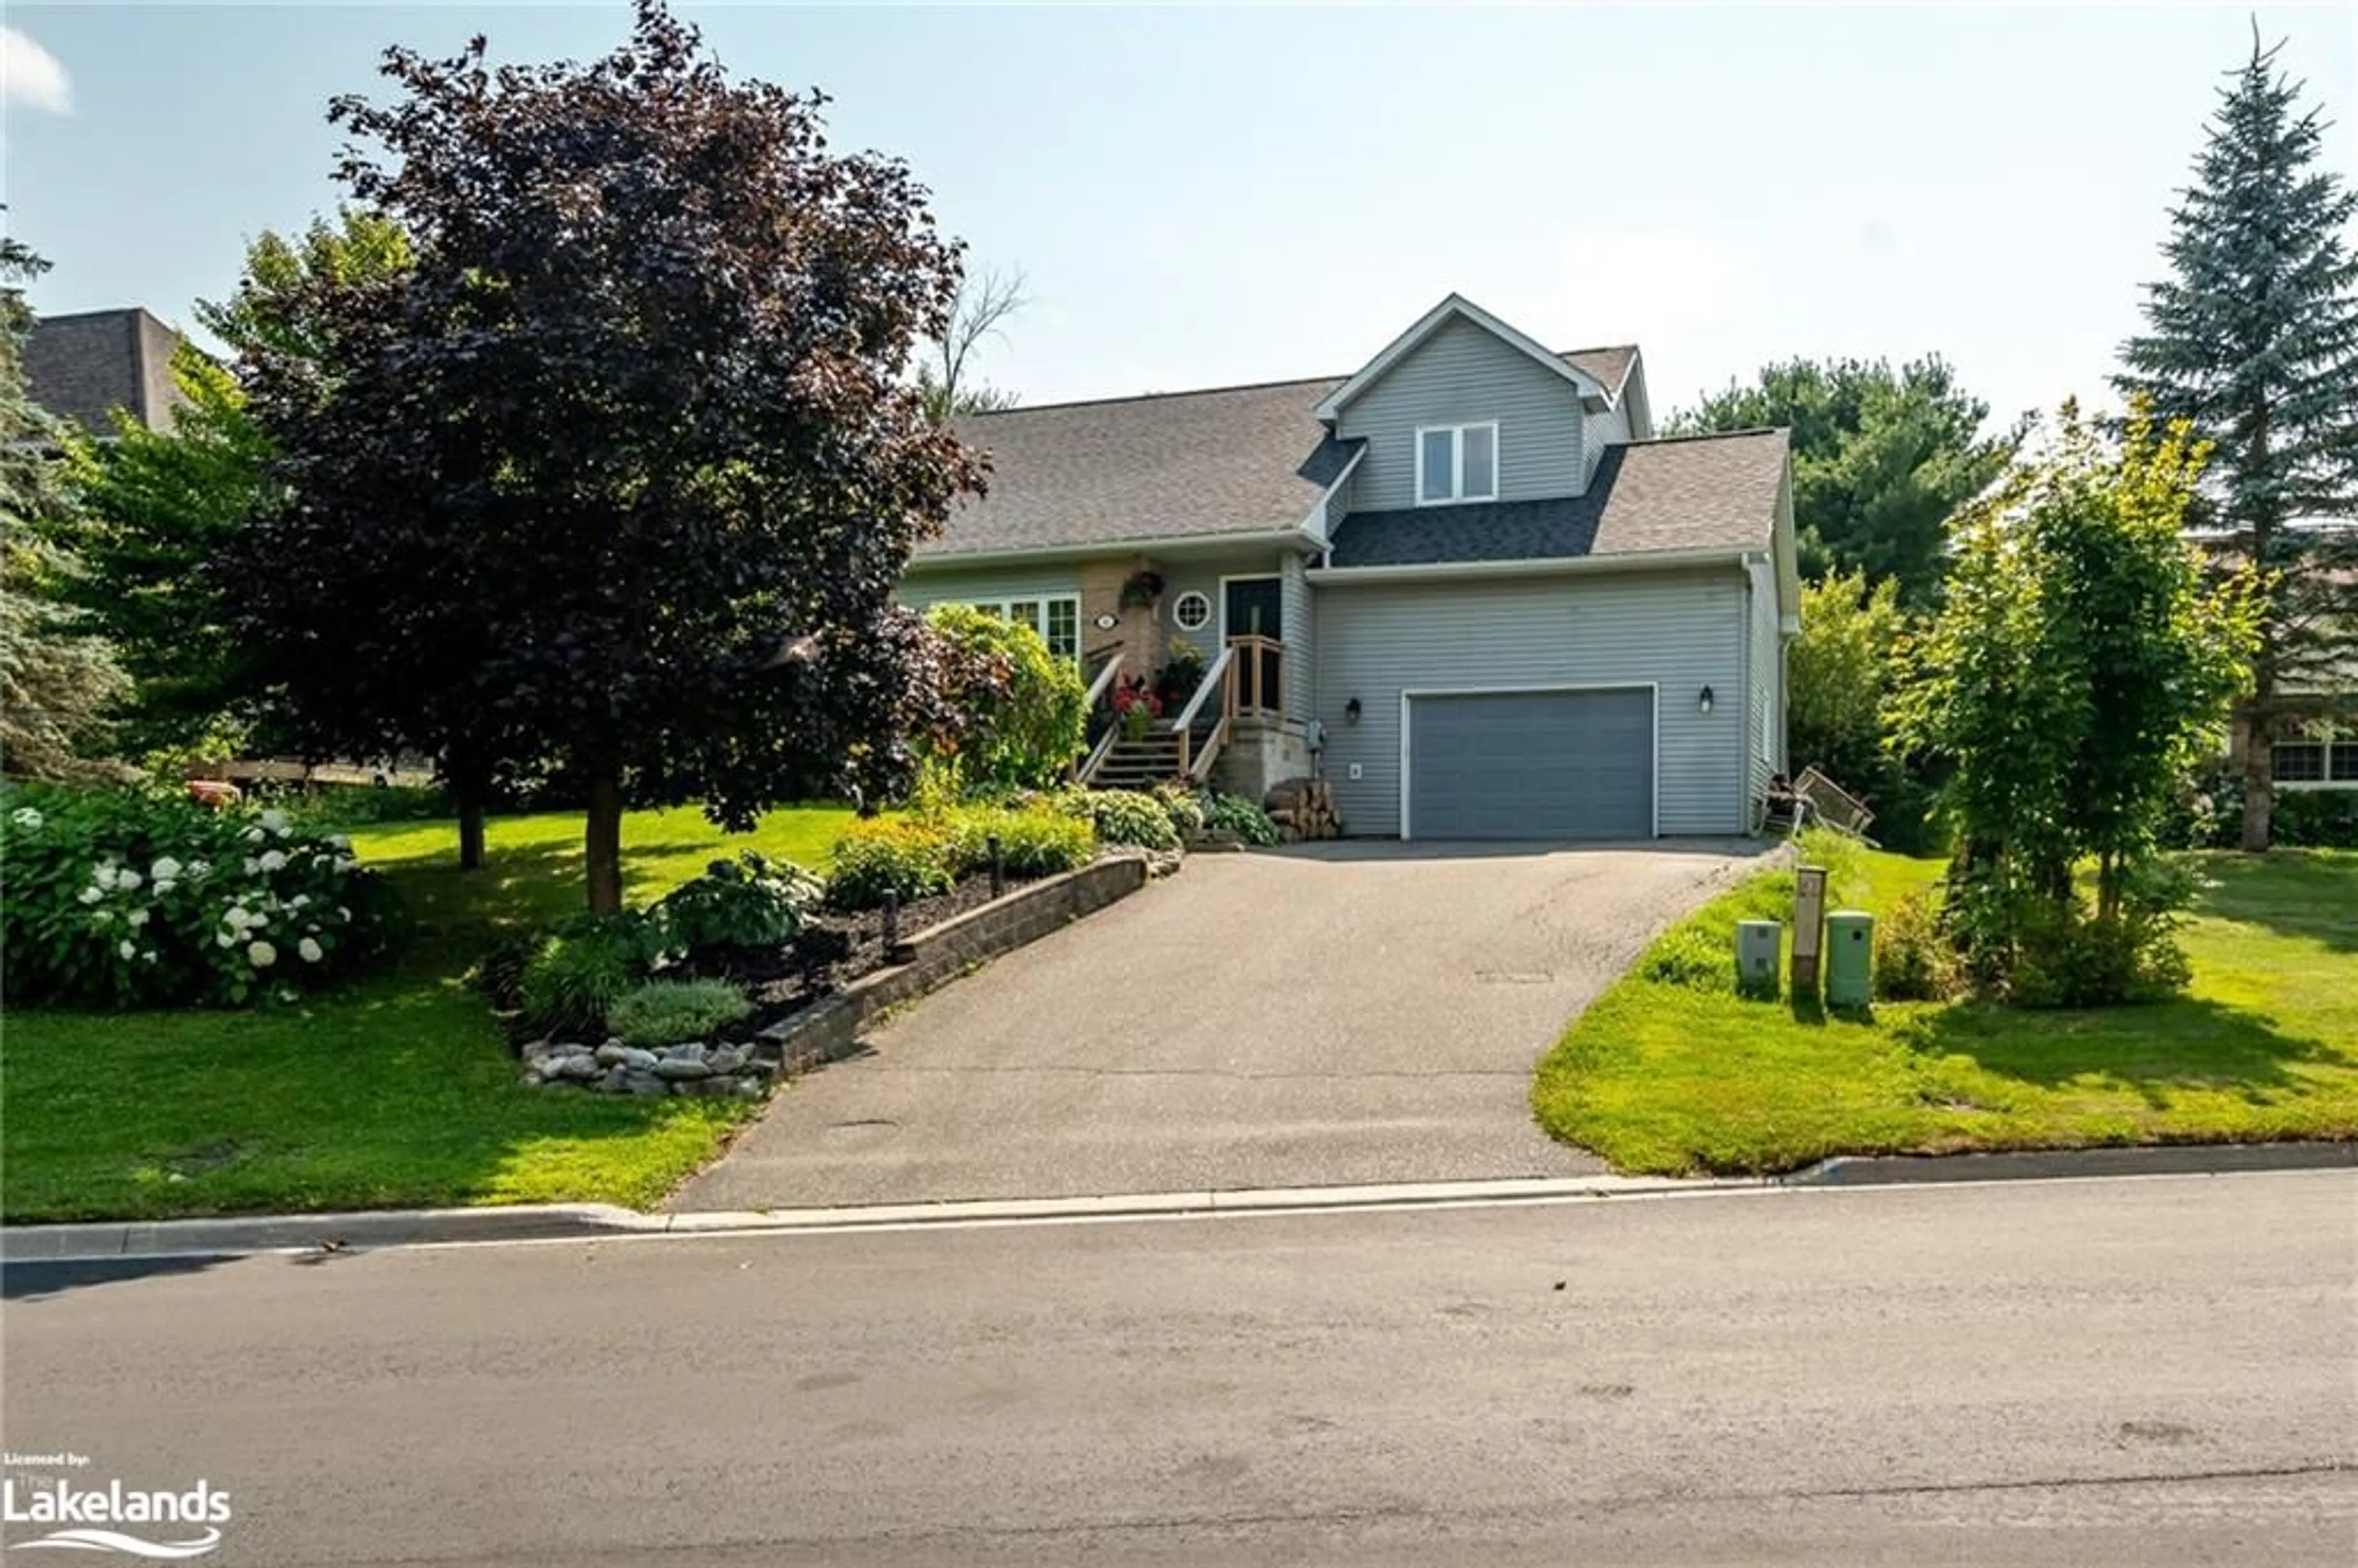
1398 682 1660 842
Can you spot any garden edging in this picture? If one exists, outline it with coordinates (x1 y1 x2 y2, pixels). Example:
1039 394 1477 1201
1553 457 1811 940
750 851 1156 1079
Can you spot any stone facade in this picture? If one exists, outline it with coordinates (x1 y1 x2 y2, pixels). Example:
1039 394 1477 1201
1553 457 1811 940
1213 716 1314 804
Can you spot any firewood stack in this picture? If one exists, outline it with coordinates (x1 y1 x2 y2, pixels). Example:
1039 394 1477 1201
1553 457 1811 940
1263 777 1344 842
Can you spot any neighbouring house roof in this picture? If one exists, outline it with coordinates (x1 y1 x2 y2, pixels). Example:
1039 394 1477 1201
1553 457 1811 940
1326 428 1791 569
922 341 1642 561
23 308 187 435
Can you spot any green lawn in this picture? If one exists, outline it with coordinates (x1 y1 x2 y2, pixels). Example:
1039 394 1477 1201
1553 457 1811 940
1532 844 2358 1175
1 805 855 1223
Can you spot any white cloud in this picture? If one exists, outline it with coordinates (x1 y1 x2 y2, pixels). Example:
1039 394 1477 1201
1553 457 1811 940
1 27 72 114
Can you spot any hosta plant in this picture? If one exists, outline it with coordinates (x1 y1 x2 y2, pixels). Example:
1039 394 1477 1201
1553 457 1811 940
653 850 822 955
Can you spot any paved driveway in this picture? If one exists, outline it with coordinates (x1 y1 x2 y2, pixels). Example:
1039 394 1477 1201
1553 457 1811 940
672 840 1761 1211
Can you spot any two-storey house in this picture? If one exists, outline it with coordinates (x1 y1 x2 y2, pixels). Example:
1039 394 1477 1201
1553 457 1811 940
901 293 1799 840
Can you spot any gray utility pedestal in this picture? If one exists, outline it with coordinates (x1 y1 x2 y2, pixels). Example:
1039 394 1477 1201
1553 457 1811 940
1736 920 1783 997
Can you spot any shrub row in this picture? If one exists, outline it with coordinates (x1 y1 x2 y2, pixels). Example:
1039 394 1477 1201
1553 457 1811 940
823 802 1099 911
2 783 397 1008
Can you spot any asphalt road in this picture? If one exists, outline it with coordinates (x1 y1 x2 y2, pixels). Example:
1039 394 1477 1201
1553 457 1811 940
678 842 1757 1209
5 1173 2354 1566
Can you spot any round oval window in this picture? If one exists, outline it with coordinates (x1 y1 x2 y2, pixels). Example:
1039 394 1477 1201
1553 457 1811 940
1172 591 1212 631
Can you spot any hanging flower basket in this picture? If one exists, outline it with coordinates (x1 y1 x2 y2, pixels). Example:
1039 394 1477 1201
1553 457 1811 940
1118 570 1164 610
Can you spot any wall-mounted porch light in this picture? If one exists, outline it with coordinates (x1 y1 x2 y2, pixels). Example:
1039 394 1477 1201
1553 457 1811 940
1344 696 1363 726
1698 685 1716 715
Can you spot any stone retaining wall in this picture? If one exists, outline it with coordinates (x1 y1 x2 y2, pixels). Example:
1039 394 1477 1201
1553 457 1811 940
752 852 1154 1079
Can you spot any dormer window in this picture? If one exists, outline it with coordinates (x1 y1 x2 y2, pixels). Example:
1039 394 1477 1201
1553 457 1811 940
1415 422 1498 505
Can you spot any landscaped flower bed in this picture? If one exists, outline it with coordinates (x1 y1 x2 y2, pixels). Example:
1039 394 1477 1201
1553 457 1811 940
515 866 1078 1097
497 799 1141 1095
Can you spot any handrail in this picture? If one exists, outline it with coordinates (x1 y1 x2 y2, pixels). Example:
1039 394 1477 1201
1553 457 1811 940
1078 726 1121 783
1226 634 1283 716
1082 650 1126 709
1167 643 1235 732
1187 713 1231 783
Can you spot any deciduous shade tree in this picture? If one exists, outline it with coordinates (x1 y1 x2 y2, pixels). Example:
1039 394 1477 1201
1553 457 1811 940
1784 569 1932 850
2113 31 2358 852
1 236 130 782
62 347 271 761
62 213 424 799
1891 405 2260 1003
224 1 985 912
914 265 1027 421
1671 357 2023 607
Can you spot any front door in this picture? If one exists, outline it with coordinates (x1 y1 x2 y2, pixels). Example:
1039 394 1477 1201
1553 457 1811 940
1222 577 1284 713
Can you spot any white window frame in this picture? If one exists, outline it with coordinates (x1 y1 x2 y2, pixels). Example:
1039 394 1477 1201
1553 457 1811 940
955 593 1083 663
1413 421 1500 506
2273 736 2358 790
1170 590 1213 633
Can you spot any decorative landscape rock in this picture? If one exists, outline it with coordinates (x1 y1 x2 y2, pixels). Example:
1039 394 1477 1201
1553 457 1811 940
518 1034 772 1100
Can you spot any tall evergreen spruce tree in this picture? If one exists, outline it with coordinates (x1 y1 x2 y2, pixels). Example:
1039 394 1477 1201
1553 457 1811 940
2114 31 2358 851
1 236 132 780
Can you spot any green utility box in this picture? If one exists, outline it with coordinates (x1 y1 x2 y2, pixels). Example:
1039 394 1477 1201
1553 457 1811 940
1825 910 1875 1007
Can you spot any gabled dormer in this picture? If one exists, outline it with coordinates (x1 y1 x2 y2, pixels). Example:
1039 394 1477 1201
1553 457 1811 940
1313 294 1649 514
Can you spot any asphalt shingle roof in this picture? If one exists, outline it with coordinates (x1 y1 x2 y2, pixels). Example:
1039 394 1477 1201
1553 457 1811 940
923 345 1639 559
1325 429 1790 569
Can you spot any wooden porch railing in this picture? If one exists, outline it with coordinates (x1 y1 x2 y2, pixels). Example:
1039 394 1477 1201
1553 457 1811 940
1075 650 1126 783
1169 644 1235 780
1078 635 1286 787
1081 649 1126 709
1227 634 1283 718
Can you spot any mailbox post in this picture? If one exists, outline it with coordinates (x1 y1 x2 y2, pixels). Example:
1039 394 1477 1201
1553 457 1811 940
1791 864 1828 996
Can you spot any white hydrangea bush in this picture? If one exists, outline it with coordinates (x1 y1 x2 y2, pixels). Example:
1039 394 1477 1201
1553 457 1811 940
2 788 394 1007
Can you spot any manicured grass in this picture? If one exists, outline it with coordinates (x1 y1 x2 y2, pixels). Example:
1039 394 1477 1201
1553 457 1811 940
1 805 855 1222
1532 844 2358 1175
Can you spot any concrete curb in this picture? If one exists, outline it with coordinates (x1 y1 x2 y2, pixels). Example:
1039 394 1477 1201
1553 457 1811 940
1784 1139 2358 1187
0 1203 664 1263
7 1143 2351 1265
4 1176 1754 1263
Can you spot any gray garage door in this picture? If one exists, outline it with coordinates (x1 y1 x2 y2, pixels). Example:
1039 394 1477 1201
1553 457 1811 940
1407 689 1654 840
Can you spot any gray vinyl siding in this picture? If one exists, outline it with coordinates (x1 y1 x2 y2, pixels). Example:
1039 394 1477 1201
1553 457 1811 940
1154 549 1318 720
1158 549 1283 648
1582 400 1632 489
1315 570 1750 837
1280 551 1313 723
1744 557 1781 813
1335 316 1585 510
898 565 1082 613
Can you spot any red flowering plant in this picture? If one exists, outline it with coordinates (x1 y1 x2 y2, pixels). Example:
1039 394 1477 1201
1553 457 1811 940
1109 675 1164 741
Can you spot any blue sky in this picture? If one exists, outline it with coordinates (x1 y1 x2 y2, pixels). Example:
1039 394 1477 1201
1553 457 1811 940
4 4 2352 426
